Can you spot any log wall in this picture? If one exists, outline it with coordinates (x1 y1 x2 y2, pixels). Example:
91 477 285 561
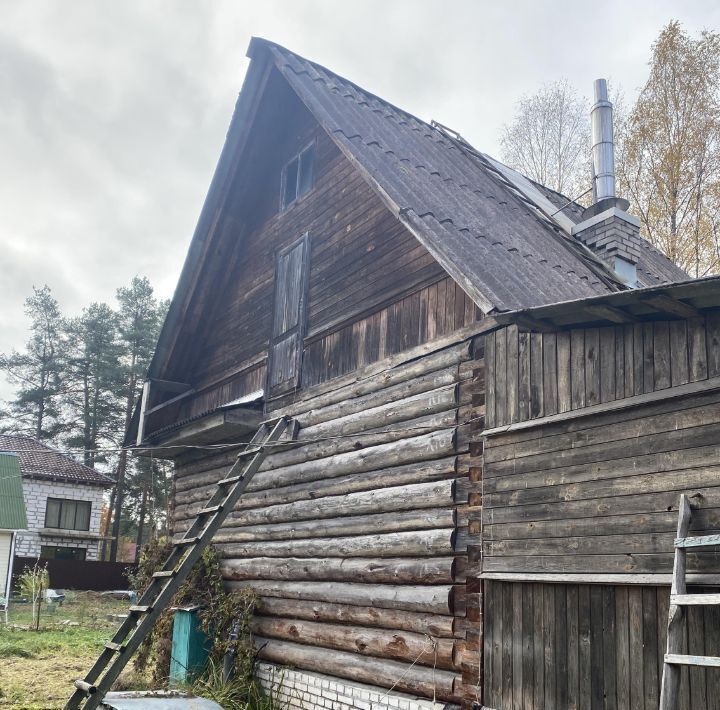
171 336 486 703
483 580 720 710
485 313 720 429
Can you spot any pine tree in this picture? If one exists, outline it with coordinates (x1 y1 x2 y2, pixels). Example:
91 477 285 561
64 303 124 467
108 277 167 561
0 286 66 439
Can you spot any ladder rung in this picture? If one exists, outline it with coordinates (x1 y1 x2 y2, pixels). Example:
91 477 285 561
671 593 720 606
237 446 263 459
105 642 125 653
218 474 244 486
199 504 223 516
260 415 287 428
174 536 201 547
73 679 97 695
674 533 720 548
128 605 152 614
665 653 720 667
152 570 176 579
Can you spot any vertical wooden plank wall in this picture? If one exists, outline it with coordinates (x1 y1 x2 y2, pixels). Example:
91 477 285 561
482 388 720 575
484 313 720 429
303 276 481 388
483 581 720 710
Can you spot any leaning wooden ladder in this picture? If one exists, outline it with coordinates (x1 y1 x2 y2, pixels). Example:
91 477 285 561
65 415 297 710
659 494 720 709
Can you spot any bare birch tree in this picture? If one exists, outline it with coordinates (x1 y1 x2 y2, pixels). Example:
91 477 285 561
500 79 590 199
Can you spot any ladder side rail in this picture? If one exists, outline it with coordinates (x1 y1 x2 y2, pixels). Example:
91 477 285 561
173 418 287 543
66 416 292 710
659 494 693 710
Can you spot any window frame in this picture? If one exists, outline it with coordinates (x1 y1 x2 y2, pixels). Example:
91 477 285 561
44 498 92 532
280 139 316 211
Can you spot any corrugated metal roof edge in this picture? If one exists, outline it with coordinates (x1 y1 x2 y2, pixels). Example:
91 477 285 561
494 274 720 329
0 453 28 530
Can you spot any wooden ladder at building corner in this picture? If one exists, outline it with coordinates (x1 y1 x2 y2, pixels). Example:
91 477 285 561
659 494 720 710
65 415 298 710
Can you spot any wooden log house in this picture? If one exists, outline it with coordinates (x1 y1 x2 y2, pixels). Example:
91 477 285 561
129 38 720 709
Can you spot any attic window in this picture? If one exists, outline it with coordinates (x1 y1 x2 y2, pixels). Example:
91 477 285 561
282 141 315 209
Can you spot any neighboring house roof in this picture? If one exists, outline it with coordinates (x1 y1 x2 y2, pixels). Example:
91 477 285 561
0 454 27 530
146 37 691 381
0 434 114 487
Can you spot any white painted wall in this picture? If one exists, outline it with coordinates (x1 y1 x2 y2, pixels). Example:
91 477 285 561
0 531 12 601
15 479 106 560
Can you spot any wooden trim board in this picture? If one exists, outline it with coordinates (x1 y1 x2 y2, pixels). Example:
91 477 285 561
483 375 720 438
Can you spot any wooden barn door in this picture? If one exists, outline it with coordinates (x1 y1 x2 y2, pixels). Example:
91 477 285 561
267 233 310 397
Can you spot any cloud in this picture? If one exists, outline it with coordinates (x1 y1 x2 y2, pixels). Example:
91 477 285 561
1 0 719 402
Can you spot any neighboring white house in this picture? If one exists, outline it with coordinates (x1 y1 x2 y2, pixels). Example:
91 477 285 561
0 452 27 606
0 435 114 562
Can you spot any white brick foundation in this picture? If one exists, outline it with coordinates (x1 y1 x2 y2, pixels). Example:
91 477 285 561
255 663 453 710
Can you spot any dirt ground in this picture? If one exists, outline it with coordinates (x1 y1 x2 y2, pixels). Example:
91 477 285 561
0 591 145 709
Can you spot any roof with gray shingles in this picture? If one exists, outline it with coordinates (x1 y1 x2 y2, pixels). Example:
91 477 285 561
0 434 114 487
146 38 693 384
262 40 623 311
532 181 690 287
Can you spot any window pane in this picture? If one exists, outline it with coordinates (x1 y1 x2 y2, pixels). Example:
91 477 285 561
75 502 91 531
60 501 76 530
297 144 315 197
41 546 85 560
283 157 298 206
45 499 61 528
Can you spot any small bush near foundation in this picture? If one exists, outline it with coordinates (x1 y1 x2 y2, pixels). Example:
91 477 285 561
192 657 283 710
128 538 257 689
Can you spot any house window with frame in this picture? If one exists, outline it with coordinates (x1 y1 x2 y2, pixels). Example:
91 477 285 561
281 141 315 209
44 498 91 532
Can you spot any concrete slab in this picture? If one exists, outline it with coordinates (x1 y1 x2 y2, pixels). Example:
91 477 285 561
101 691 222 709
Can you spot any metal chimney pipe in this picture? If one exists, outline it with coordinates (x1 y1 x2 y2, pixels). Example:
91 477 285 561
591 78 615 201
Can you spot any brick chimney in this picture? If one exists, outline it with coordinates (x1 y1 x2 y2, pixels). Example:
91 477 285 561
572 79 640 287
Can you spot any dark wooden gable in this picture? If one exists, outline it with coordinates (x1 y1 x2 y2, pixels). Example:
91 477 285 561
148 66 452 426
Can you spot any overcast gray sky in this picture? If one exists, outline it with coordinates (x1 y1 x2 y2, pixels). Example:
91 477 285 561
2 0 719 399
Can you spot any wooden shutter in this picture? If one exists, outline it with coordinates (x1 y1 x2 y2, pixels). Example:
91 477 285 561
267 234 310 396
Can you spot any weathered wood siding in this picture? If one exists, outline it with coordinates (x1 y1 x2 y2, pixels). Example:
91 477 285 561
303 277 479 389
171 339 485 702
147 115 464 432
482 386 720 575
483 580 720 710
485 314 720 428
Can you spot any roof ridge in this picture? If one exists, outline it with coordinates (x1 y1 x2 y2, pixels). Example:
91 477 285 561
250 37 436 132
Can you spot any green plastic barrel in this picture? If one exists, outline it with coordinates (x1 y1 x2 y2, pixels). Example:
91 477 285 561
169 606 210 686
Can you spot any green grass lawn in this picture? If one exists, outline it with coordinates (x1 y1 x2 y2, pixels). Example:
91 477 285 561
0 591 148 709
